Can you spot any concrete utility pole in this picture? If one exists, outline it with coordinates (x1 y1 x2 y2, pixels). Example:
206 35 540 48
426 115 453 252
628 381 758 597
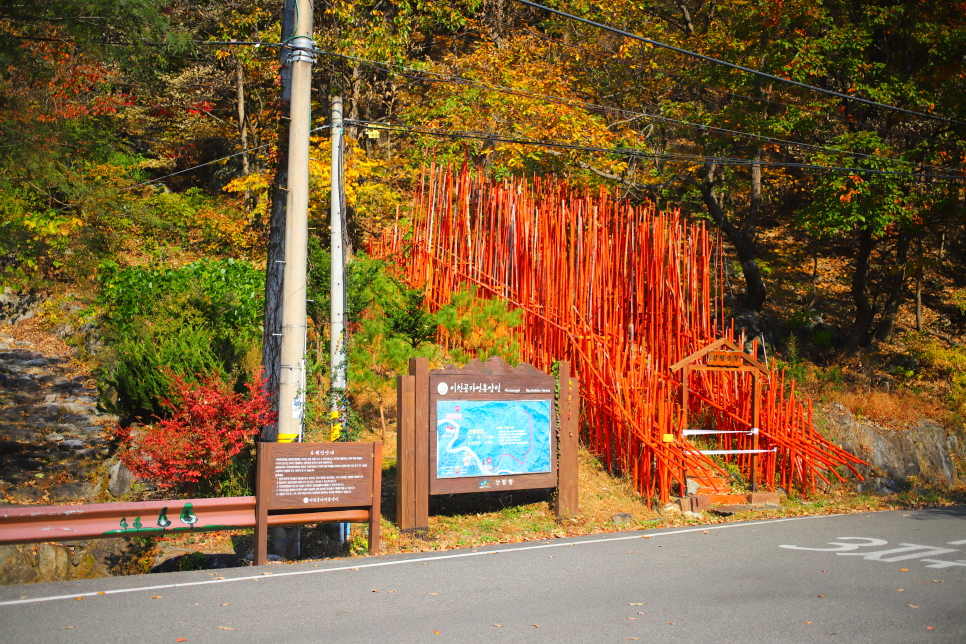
276 0 315 444
329 96 347 441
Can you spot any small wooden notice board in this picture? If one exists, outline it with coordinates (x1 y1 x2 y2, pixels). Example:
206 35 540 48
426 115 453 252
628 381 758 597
254 441 381 565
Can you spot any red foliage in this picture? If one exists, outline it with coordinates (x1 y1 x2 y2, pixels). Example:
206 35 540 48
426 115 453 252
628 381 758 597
113 369 275 492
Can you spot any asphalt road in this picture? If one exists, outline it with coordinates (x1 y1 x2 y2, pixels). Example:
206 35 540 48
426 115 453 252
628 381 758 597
1 506 963 644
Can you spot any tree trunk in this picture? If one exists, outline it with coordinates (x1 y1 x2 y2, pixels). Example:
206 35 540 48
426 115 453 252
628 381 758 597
692 162 767 311
873 232 910 343
843 224 877 355
235 57 251 215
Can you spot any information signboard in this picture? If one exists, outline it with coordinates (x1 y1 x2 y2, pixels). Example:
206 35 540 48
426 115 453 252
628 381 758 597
428 359 558 494
397 356 579 532
254 441 381 564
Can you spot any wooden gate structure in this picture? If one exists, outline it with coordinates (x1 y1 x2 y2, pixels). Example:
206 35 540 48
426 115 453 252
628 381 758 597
370 165 864 504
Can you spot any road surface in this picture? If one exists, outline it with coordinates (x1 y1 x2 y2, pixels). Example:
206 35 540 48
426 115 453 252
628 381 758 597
1 506 963 643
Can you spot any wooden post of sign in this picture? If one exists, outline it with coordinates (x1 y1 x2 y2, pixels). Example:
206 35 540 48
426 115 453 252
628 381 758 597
255 441 270 566
369 442 382 554
556 361 579 519
409 357 430 533
395 374 416 533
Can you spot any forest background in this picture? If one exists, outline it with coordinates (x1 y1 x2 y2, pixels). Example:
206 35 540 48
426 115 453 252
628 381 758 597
1 0 965 505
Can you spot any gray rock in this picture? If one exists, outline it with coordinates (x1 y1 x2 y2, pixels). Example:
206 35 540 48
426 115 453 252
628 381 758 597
611 512 634 525
23 358 50 367
7 486 45 503
37 543 71 582
686 478 701 495
58 402 97 415
10 377 40 392
59 438 85 450
44 433 65 443
730 310 780 357
0 545 39 585
107 460 135 497
822 403 963 491
0 439 22 455
682 510 703 519
48 482 91 503
44 394 58 403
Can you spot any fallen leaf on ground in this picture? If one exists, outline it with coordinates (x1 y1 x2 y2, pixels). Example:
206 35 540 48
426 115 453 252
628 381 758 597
900 569 909 572
19 597 26 599
151 596 162 599
702 531 709 534
638 612 645 615
641 536 651 539
669 622 675 625
805 622 813 625
217 627 236 630
822 571 828 573
624 638 640 640
221 603 230 606
628 603 645 605
59 626 75 630
428 593 438 595
898 589 904 592
927 627 935 630
371 590 379 592
908 605 919 609
531 624 540 627
211 577 225 580
74 597 83 601
433 630 440 635
818 595 825 598
262 572 272 576
493 624 503 627
626 617 637 620
96 592 105 595
176 639 187 642
933 580 942 583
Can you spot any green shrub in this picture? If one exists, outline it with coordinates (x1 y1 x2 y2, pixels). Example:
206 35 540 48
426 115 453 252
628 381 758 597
97 258 264 421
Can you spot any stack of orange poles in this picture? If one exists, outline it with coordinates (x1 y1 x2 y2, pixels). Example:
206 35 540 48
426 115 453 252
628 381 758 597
369 166 864 503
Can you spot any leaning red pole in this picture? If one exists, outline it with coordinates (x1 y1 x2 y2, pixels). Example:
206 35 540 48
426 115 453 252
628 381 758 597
370 166 863 503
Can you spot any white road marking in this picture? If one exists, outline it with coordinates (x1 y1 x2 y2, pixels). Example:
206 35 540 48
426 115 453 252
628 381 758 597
0 514 843 607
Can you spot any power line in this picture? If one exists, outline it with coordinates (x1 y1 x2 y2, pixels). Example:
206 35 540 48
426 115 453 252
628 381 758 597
488 22 937 144
124 124 333 190
514 0 965 128
313 48 950 172
346 119 965 181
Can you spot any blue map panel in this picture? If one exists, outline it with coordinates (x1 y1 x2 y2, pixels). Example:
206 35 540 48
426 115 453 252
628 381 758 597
436 399 552 478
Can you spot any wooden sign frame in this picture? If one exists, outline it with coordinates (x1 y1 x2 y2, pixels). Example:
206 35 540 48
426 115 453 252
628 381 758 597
397 356 579 533
254 441 381 565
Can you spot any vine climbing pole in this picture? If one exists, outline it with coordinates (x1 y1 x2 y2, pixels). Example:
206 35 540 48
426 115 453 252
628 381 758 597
370 165 864 504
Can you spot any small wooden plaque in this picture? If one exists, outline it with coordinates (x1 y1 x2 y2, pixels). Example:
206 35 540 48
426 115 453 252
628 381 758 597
707 350 744 368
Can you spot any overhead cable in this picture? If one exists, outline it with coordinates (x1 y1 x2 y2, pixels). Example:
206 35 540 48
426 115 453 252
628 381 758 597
513 0 965 128
346 119 965 181
313 48 949 172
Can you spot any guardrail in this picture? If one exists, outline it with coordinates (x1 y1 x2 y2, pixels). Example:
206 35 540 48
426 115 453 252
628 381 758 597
0 497 370 546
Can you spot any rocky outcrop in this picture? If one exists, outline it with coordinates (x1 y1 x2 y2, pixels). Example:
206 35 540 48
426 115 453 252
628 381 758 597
820 402 965 493
0 289 40 326
0 538 159 585
0 331 118 505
